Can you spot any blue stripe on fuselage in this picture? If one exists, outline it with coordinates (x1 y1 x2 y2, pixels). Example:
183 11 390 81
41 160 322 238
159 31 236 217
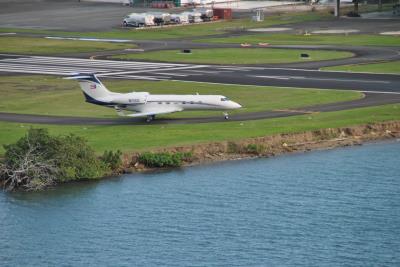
82 92 117 107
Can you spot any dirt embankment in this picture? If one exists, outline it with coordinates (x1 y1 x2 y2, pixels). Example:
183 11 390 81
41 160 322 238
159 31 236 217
123 121 400 171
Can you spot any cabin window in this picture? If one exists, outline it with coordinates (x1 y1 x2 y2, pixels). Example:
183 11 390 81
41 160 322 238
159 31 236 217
158 102 162 104
166 102 170 104
190 101 194 104
182 101 186 104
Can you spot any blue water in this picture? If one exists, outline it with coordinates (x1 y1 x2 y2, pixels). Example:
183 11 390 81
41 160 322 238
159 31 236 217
1 141 400 267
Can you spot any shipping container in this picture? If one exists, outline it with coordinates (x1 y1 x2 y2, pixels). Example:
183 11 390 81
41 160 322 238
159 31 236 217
212 8 232 20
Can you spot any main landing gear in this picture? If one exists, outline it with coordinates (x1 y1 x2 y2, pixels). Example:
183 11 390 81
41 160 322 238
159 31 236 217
223 112 229 120
146 115 156 122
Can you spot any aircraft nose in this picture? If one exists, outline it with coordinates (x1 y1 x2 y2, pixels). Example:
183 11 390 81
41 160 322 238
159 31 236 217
232 101 242 109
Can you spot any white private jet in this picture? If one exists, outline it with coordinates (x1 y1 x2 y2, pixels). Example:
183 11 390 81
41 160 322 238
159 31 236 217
66 73 242 122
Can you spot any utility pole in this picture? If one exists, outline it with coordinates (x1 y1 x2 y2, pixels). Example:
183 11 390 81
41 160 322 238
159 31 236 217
335 0 340 17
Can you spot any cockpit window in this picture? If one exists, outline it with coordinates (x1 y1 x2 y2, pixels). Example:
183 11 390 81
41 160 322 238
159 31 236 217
220 97 229 101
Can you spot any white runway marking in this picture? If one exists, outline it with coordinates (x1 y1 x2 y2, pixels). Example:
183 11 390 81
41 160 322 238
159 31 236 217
97 65 208 77
0 55 208 78
248 27 292 32
183 69 221 74
0 68 68 75
0 62 111 72
156 72 188 77
111 75 166 81
251 75 392 84
1 57 186 69
380 31 400 36
311 29 360 34
45 36 133 43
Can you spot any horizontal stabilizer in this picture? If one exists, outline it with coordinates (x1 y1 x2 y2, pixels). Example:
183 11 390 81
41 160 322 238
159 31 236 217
64 75 93 80
116 107 183 118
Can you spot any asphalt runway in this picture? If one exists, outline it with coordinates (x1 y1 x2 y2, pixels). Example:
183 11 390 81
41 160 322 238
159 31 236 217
0 93 399 125
0 54 399 93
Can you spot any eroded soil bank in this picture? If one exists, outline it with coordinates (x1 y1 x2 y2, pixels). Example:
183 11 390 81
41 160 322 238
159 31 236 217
124 121 400 171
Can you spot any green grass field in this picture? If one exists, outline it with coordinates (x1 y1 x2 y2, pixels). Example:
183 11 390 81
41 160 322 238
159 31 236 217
323 61 400 74
1 75 397 156
0 75 362 118
112 48 353 65
0 12 330 41
200 34 400 47
0 104 399 155
0 36 136 55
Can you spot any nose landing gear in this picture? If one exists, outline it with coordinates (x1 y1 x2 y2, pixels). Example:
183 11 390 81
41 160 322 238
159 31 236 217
223 112 229 120
146 115 156 122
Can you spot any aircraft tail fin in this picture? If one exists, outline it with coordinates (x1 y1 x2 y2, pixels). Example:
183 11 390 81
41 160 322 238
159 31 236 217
65 73 111 101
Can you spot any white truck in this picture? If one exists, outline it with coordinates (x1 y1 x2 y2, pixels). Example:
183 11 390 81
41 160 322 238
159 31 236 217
170 13 190 24
123 13 155 27
181 11 202 23
150 12 172 25
195 8 214 22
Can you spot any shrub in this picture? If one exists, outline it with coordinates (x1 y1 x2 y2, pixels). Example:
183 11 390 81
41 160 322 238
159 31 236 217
55 134 107 182
227 142 240 153
245 144 264 155
138 152 192 168
100 150 122 171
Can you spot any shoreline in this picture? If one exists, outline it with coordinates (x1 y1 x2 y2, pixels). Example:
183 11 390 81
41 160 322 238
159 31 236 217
123 120 400 173
1 120 399 191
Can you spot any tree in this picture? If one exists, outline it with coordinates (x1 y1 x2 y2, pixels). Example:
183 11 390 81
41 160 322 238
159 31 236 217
0 129 58 191
1 128 121 191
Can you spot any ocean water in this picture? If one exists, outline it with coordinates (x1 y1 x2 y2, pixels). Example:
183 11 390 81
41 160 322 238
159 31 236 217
1 141 400 267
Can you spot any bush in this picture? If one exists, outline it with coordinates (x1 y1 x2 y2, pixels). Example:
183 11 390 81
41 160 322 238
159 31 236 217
227 142 240 153
55 134 107 182
138 152 192 168
245 144 264 155
0 128 120 191
100 150 122 171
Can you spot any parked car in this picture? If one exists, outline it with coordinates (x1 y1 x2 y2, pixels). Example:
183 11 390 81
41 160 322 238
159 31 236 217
194 8 214 21
123 13 155 27
182 11 202 23
150 12 171 25
170 13 190 24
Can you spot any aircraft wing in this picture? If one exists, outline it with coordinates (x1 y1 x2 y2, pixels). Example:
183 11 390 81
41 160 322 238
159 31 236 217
115 107 183 118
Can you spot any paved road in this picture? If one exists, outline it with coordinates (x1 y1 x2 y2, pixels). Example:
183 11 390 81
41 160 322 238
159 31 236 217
0 93 398 125
0 54 399 93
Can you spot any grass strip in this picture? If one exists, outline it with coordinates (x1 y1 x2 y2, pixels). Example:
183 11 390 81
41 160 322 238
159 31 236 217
0 36 136 55
112 48 353 65
0 75 361 118
199 34 400 47
0 104 399 155
322 61 400 74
